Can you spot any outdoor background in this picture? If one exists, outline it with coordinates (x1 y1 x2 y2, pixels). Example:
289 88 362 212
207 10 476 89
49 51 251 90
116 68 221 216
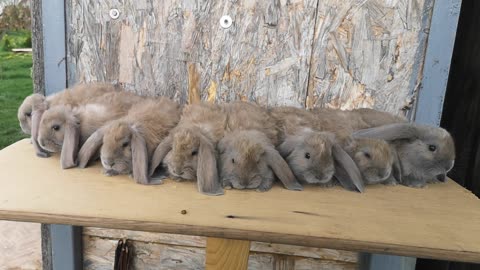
0 1 42 269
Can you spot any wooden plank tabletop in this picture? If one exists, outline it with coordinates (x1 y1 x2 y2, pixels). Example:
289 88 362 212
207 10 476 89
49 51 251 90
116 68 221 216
1 140 480 263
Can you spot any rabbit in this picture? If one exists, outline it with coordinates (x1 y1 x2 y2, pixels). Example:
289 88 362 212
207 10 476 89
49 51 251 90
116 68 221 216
218 130 302 192
149 102 227 196
216 102 303 192
77 98 180 185
269 106 364 192
352 123 456 188
342 137 401 185
19 82 119 157
311 107 407 130
18 82 117 135
37 90 145 169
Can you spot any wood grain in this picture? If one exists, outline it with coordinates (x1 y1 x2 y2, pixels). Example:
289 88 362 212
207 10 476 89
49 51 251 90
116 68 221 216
307 0 434 114
1 140 480 263
83 227 358 262
66 0 318 107
83 235 357 269
206 237 251 270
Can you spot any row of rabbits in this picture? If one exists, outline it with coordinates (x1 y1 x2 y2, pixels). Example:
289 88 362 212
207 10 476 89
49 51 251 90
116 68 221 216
18 83 456 195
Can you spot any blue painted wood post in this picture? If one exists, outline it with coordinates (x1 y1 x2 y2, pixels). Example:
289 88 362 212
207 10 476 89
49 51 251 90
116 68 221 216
360 1 462 270
39 0 83 269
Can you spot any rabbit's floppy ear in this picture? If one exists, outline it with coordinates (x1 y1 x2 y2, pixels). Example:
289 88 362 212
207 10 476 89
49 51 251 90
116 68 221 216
131 128 150 185
31 109 50 158
78 127 106 168
149 135 173 177
60 120 80 169
352 123 417 141
265 146 303 191
332 144 364 192
392 148 402 182
196 135 224 196
277 136 301 157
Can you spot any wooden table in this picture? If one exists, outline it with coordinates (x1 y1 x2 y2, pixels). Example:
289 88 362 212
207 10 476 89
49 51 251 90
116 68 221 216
1 140 480 268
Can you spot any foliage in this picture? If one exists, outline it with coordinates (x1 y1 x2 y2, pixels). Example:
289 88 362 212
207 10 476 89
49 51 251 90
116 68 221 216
0 4 31 31
0 51 32 149
0 30 31 51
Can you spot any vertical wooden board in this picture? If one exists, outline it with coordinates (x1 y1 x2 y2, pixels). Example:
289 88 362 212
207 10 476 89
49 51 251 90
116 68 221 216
206 237 251 270
307 0 434 113
67 0 318 106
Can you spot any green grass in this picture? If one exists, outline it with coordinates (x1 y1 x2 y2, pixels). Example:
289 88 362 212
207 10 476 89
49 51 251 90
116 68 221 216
0 51 32 149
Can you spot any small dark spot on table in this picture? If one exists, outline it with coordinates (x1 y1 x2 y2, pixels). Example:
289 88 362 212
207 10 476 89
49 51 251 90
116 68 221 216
181 210 187 215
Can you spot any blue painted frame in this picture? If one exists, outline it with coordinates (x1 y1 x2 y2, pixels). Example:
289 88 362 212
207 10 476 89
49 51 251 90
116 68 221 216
40 0 83 269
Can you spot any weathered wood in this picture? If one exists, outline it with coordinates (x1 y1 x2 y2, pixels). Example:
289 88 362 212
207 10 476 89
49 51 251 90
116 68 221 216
83 227 358 262
83 235 357 270
30 0 45 94
306 0 434 114
66 0 318 107
206 237 251 270
1 140 480 263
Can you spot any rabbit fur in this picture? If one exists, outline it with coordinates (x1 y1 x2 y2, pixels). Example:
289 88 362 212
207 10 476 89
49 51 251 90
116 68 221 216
37 90 145 169
149 102 227 196
218 102 303 192
77 98 180 185
353 123 455 187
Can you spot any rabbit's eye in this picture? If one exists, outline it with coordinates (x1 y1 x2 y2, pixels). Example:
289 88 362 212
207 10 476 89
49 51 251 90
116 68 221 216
231 158 235 164
428 145 437 152
25 112 31 117
122 142 129 148
363 152 371 159
52 125 60 131
305 153 311 159
191 150 198 156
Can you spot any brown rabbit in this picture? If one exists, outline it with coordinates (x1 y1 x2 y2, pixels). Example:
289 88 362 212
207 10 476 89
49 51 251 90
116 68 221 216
37 90 145 169
149 102 227 196
19 82 120 157
77 98 180 184
269 106 364 191
353 123 455 187
218 102 303 192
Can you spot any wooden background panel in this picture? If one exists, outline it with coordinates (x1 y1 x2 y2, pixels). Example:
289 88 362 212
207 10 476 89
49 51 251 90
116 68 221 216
67 0 319 106
83 235 357 270
84 227 358 263
306 0 434 114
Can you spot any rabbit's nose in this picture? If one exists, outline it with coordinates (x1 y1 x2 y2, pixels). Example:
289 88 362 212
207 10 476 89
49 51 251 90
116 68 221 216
103 160 115 168
172 168 182 175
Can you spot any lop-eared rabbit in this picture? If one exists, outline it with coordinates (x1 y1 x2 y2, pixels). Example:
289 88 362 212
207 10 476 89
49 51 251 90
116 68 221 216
77 98 180 185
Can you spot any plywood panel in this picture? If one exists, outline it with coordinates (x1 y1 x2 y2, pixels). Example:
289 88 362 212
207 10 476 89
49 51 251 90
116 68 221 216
83 227 358 262
67 0 319 106
1 140 480 262
307 0 434 113
0 221 42 270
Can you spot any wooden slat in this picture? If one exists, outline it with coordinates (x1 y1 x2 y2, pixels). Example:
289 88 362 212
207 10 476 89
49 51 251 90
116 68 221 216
0 140 480 263
83 235 357 270
206 238 251 270
83 227 358 262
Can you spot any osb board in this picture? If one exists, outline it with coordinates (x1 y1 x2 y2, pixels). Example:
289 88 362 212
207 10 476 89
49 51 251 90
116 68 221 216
83 235 357 270
0 221 42 270
1 140 480 263
84 227 358 262
306 0 434 113
66 0 318 106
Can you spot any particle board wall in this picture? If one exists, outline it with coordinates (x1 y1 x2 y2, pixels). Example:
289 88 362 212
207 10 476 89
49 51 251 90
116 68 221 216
64 0 436 268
